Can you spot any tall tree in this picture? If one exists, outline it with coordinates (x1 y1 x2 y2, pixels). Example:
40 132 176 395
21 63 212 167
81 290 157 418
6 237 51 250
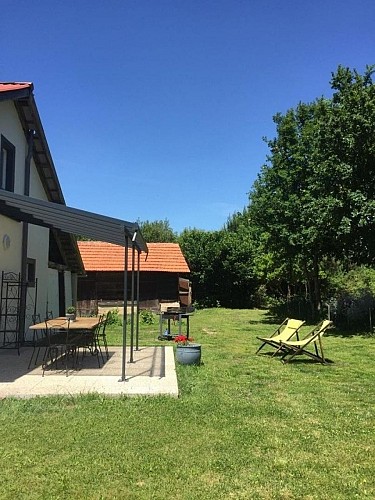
325 65 375 264
138 219 177 242
248 65 375 316
249 99 328 314
179 221 259 308
179 228 224 307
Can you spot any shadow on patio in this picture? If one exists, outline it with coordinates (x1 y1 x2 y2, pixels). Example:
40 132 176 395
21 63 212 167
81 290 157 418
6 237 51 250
0 346 178 398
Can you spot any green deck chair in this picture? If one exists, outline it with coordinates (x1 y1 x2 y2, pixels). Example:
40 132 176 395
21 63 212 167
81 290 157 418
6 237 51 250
255 318 305 355
278 319 333 364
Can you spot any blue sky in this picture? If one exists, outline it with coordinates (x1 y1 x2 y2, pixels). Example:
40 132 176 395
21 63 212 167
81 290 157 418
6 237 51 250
2 0 374 233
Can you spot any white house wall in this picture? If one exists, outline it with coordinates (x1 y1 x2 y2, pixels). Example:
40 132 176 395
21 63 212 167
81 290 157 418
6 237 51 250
0 215 22 273
0 101 27 274
25 158 51 324
47 268 59 318
0 100 27 192
1 98 75 334
0 101 24 286
64 271 73 310
25 224 49 326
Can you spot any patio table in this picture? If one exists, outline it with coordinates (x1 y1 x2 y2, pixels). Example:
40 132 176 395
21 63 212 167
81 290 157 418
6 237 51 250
29 317 102 374
30 316 101 331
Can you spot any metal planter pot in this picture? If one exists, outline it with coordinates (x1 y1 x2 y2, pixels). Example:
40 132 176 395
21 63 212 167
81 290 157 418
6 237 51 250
175 344 201 365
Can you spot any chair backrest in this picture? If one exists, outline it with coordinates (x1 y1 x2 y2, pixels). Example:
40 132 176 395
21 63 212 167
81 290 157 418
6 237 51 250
316 320 332 337
304 319 333 341
280 319 305 340
44 318 70 345
100 313 108 334
93 314 105 335
45 310 54 320
32 313 41 325
285 319 305 330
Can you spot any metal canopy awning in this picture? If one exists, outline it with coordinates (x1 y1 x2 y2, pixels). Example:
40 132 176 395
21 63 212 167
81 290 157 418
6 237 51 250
0 189 148 381
0 190 147 252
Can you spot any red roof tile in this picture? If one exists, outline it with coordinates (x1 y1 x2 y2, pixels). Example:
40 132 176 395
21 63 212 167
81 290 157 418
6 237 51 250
78 241 190 273
0 82 33 92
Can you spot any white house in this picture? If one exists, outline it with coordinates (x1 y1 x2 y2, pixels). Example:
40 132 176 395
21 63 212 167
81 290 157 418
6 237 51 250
0 82 84 347
0 82 147 378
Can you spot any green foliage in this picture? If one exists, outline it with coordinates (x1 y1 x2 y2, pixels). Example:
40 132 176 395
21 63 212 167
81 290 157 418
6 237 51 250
179 228 224 307
138 218 177 242
179 224 259 308
330 265 375 299
75 235 93 241
105 308 122 326
327 265 375 329
248 64 375 317
139 309 155 325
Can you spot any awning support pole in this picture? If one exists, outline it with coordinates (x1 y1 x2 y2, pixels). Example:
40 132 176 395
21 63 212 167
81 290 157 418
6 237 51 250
129 243 136 363
121 237 129 381
135 249 140 351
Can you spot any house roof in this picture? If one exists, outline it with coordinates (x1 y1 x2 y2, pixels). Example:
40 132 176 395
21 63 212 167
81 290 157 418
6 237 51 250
78 241 190 273
0 82 33 93
0 82 65 204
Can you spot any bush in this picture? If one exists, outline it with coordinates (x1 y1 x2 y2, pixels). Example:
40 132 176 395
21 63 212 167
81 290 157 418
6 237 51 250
105 308 122 326
267 296 314 322
139 310 155 325
327 266 375 330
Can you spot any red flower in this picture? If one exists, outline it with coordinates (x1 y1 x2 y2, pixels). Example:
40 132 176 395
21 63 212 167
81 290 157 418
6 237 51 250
174 335 194 345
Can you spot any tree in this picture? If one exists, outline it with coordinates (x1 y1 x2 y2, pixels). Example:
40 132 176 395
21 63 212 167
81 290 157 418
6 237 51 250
325 65 375 264
179 221 259 308
179 228 223 307
249 99 331 315
248 65 375 317
138 219 177 243
222 210 260 307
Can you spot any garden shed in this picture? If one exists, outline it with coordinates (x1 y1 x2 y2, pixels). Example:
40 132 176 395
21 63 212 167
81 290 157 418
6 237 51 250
77 241 191 312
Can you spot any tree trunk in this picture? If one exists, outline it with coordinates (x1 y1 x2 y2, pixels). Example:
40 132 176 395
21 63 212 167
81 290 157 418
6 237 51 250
312 253 321 317
303 261 314 319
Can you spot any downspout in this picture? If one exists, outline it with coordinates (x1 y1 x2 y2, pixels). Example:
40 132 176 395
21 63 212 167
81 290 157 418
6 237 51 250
19 129 34 341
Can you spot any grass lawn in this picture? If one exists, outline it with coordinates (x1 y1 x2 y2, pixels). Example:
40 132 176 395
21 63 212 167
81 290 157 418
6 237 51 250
0 308 374 499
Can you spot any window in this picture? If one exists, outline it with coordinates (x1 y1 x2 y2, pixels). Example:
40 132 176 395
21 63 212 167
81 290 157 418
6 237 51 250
0 135 15 192
26 258 36 287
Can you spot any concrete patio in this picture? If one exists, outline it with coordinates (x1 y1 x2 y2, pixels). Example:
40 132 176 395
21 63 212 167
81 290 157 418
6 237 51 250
0 345 179 398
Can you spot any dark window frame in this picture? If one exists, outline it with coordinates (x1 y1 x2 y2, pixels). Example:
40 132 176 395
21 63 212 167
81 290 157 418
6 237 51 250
26 258 36 287
0 134 15 192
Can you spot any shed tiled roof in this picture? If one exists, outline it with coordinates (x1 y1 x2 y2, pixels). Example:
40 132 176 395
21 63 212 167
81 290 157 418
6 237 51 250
78 241 190 273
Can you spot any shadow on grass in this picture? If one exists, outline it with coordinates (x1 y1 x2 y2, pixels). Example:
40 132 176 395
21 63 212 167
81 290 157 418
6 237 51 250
247 313 281 326
325 329 375 339
282 358 335 365
247 311 309 325
257 351 335 364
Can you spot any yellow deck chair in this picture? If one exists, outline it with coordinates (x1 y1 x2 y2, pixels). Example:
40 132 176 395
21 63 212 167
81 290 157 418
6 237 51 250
278 319 333 364
256 318 305 355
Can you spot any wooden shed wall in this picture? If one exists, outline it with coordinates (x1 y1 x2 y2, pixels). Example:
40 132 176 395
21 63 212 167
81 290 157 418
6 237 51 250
77 271 181 303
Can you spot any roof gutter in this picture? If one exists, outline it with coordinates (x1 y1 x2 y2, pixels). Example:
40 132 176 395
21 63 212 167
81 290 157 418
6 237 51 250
0 83 33 102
